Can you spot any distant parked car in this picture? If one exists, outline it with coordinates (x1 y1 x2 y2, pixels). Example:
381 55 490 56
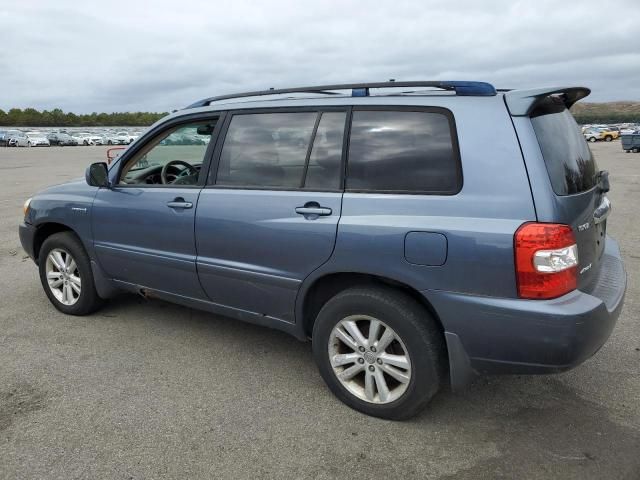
103 133 122 145
620 126 640 135
7 130 29 147
583 128 603 142
25 132 50 147
47 133 79 146
86 134 105 145
597 128 619 141
71 133 94 146
115 131 138 144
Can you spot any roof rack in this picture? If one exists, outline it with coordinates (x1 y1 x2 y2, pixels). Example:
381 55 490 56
186 80 497 108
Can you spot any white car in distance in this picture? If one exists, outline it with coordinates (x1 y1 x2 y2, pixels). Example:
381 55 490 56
71 132 95 146
25 131 50 147
115 131 138 144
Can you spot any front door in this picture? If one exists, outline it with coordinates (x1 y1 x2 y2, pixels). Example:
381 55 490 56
92 118 219 298
195 110 347 321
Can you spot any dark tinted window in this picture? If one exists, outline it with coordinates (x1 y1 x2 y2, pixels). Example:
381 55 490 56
531 98 597 195
347 110 460 193
216 112 317 188
304 112 346 190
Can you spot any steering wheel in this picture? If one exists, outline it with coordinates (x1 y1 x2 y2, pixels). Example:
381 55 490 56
161 160 198 184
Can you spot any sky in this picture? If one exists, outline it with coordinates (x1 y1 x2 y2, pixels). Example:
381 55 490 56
2 0 640 113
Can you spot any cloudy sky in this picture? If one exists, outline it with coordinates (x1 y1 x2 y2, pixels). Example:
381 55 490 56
2 0 639 113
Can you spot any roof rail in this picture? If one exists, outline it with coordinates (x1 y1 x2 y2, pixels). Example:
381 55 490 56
186 80 497 108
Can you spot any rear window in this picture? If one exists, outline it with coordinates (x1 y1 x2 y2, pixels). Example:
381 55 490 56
346 110 461 194
530 98 598 195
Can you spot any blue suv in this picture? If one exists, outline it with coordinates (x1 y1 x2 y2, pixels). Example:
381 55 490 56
19 81 626 419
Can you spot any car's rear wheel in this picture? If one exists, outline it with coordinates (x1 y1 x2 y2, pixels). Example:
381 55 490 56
38 232 103 315
589 137 597 142
605 135 612 142
312 286 446 420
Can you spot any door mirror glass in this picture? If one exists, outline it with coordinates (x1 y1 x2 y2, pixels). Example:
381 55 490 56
86 162 110 187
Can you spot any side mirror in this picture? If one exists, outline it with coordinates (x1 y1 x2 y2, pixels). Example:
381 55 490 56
86 162 110 188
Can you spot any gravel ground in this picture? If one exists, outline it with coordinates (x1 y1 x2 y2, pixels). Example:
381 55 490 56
0 143 638 479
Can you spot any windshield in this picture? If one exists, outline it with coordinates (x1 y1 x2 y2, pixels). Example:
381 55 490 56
531 97 598 196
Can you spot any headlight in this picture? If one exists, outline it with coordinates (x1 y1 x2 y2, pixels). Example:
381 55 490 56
23 197 32 217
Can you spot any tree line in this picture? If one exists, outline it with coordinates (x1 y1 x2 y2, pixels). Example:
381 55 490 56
1 107 637 128
0 108 168 127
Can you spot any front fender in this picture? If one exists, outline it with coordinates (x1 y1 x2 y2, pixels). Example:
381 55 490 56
28 180 100 258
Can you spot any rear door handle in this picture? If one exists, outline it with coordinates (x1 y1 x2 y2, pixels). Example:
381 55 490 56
167 197 193 209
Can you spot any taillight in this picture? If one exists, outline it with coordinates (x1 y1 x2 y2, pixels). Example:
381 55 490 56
514 223 578 299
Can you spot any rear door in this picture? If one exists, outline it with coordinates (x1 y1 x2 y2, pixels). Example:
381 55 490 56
527 97 608 290
195 108 347 322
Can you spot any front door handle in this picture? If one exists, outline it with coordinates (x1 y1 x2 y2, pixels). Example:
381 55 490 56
167 197 193 209
295 202 332 218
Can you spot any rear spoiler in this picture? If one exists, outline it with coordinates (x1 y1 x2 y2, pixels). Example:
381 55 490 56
504 86 590 116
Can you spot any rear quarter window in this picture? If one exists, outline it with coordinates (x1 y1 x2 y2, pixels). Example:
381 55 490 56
346 109 461 194
530 98 598 195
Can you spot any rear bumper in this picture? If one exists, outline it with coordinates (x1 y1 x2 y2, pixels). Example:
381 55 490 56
426 236 626 384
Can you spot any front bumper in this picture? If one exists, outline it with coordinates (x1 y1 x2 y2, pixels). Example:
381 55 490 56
19 222 37 262
426 236 626 384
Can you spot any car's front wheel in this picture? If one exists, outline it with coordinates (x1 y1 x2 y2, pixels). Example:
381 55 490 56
312 287 446 420
38 232 103 315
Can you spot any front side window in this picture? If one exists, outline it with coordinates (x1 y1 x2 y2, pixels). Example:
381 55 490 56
347 110 461 193
119 121 215 186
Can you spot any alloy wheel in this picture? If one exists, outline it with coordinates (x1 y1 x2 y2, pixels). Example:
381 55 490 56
328 315 412 404
45 248 81 306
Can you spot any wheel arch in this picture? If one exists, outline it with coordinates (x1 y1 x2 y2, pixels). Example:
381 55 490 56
33 222 75 263
298 271 445 340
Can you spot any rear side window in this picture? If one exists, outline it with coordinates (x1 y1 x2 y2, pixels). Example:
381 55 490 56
346 110 461 193
530 98 598 195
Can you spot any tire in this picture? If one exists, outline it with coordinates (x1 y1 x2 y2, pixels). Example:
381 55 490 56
83 140 89 146
38 232 104 315
605 135 612 142
27 142 32 147
589 137 597 142
107 140 113 145
312 286 446 420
